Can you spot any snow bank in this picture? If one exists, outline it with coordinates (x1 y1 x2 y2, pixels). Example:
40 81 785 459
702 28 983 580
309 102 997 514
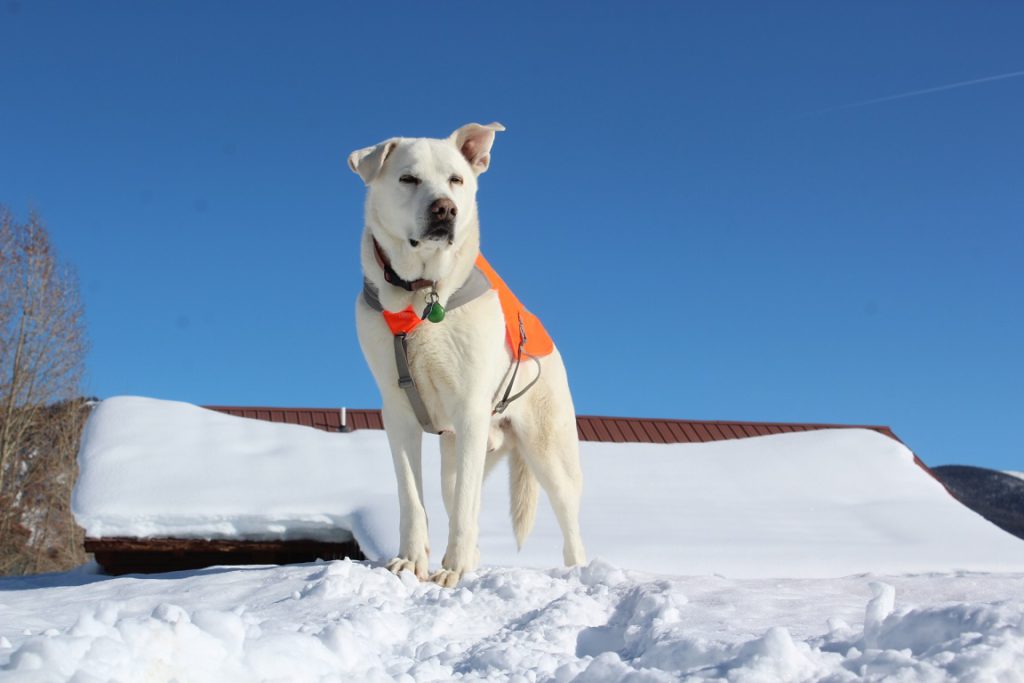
73 396 1024 578
2 560 1023 682
73 396 399 558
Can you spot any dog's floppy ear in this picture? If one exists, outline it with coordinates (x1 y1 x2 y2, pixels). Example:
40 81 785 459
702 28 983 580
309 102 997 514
347 138 400 184
450 122 505 175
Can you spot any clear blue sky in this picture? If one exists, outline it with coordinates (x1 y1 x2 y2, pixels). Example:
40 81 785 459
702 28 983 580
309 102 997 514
2 2 1021 470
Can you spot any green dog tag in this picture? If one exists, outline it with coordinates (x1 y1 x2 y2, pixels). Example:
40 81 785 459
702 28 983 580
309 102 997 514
427 301 445 323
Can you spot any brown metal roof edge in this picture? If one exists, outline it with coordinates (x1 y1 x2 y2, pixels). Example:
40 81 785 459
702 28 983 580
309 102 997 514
205 405 365 414
202 406 909 457
579 413 898 436
204 405 896 433
201 403 937 473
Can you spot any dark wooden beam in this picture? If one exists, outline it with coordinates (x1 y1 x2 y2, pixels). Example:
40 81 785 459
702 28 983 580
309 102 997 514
85 537 365 576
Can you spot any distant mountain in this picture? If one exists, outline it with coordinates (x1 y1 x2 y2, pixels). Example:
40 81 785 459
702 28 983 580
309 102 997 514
931 465 1024 541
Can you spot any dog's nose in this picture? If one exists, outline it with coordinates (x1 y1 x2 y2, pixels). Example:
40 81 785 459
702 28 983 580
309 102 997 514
430 198 457 222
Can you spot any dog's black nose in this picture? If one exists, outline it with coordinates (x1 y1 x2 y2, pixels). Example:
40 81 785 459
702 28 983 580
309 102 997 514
430 198 457 222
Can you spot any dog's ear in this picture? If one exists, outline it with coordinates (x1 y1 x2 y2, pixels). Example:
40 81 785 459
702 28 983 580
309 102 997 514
450 122 505 175
347 139 400 185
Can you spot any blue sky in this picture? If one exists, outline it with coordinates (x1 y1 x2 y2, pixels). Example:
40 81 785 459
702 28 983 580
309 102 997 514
1 2 1021 470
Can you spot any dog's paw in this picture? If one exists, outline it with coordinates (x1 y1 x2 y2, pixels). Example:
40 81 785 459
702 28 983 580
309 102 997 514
428 567 462 588
386 556 428 581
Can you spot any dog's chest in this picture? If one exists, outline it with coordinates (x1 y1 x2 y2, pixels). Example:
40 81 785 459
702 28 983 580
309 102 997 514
358 289 508 427
404 291 507 393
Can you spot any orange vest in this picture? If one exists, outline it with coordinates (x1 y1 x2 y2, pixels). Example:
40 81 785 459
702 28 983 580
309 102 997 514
381 254 554 358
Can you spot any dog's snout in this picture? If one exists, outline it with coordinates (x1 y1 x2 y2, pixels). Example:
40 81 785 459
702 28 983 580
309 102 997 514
430 198 457 222
423 197 457 242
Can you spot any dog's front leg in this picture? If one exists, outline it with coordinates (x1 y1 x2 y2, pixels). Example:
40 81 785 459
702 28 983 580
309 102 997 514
431 409 489 588
383 406 430 580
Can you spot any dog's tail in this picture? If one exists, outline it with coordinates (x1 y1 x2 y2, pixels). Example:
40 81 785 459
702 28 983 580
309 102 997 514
509 451 539 550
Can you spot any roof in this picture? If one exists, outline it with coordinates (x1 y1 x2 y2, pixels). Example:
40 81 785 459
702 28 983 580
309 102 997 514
203 405 903 445
85 404 933 575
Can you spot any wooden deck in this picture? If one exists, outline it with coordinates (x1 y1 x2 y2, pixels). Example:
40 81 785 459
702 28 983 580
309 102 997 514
85 538 364 576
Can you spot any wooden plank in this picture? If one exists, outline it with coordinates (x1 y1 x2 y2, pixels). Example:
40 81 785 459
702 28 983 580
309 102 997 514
84 537 365 576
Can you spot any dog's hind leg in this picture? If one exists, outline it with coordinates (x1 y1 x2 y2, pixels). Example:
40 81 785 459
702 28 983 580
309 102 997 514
383 405 430 580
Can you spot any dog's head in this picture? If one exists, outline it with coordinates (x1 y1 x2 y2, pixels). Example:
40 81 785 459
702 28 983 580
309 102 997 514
348 122 504 251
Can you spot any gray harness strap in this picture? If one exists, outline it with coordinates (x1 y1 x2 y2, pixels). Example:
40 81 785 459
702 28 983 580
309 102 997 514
393 333 437 433
364 267 491 433
362 267 491 316
493 316 543 415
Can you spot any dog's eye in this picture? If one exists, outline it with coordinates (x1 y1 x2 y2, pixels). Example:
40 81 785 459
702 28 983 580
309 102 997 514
399 175 421 185
449 175 463 186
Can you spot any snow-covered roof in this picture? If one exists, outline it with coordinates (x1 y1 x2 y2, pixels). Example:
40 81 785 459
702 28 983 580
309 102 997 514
73 396 1024 578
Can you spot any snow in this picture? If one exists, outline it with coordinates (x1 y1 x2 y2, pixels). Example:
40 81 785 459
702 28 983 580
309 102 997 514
2 395 1022 679
1005 471 1024 482
2 560 1024 681
74 396 1024 578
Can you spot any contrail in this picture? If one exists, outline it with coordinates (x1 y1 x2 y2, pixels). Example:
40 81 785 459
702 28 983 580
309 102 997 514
810 69 1024 115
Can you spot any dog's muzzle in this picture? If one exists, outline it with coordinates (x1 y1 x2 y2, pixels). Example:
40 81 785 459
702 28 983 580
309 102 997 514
424 220 455 242
423 198 457 242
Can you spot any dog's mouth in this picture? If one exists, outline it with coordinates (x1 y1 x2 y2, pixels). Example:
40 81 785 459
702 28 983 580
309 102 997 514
421 219 455 244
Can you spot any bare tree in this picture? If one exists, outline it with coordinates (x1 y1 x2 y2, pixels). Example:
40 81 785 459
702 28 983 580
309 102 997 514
0 206 88 574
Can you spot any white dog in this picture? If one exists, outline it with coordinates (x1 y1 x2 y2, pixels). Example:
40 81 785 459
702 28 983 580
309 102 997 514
349 122 586 587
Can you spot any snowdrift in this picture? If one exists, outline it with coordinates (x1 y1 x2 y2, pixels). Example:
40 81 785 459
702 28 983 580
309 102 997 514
73 396 1024 578
4 561 1024 682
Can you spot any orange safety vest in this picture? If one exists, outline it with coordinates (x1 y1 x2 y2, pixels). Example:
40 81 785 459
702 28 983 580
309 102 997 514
381 254 554 358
